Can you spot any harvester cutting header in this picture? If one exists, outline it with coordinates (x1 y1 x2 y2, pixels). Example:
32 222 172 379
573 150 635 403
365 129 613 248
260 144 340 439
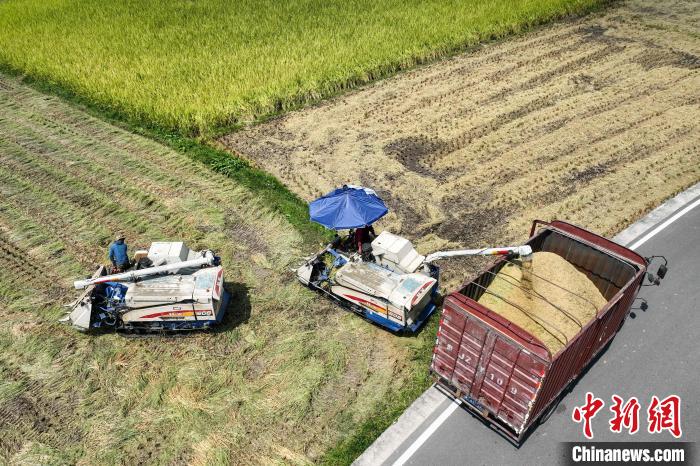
296 185 532 333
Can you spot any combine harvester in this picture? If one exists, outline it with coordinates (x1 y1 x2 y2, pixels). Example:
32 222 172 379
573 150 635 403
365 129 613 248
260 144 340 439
296 185 532 333
62 242 228 333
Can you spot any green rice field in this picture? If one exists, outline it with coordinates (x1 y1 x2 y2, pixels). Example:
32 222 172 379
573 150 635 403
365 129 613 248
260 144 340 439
0 0 605 135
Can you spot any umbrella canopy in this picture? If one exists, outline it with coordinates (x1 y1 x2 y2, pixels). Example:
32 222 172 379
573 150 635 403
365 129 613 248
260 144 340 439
309 185 388 230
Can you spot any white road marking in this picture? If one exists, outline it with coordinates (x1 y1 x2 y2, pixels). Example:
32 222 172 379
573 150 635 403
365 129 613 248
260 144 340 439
629 197 700 250
391 400 460 466
387 194 699 466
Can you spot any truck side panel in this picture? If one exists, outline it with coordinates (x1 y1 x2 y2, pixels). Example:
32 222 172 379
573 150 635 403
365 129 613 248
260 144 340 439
434 296 548 434
525 222 645 425
529 271 643 422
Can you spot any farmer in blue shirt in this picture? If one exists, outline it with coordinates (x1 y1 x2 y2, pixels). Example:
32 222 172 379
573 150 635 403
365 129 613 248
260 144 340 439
108 233 130 272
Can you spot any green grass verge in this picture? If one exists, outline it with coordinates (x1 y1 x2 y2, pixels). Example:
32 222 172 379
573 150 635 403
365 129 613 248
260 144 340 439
0 0 609 136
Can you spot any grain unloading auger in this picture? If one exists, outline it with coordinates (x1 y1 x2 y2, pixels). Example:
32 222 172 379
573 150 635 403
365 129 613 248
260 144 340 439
296 231 532 333
62 242 228 333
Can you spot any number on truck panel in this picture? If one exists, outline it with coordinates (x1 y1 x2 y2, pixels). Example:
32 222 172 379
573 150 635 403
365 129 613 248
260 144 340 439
488 372 504 386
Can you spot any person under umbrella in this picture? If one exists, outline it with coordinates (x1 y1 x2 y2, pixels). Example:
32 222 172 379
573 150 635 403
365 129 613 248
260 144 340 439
309 185 387 257
354 224 376 256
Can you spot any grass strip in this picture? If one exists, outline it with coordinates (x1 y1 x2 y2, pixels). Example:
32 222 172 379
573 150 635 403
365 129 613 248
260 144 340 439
320 318 438 465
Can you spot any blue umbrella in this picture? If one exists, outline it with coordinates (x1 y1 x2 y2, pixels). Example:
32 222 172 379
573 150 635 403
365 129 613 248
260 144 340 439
309 185 388 230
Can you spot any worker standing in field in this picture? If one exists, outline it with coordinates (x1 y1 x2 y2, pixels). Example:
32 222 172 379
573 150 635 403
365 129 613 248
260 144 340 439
109 234 130 272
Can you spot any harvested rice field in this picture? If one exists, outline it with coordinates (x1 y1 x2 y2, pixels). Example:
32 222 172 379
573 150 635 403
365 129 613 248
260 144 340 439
0 75 428 464
223 0 700 287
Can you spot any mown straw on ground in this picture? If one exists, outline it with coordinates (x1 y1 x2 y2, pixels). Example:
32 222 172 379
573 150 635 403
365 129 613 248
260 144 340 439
0 75 428 464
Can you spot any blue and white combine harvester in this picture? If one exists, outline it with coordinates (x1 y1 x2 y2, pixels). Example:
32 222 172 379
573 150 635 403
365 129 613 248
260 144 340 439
63 242 228 333
295 185 532 333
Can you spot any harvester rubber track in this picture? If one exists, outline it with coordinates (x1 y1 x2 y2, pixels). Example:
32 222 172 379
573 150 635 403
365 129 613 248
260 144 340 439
117 329 197 339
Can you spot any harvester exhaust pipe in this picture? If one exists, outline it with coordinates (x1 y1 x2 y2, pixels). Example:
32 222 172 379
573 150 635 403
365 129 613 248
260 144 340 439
74 251 216 289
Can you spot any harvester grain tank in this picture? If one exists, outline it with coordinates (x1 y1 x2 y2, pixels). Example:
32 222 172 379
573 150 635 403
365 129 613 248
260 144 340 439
63 242 228 332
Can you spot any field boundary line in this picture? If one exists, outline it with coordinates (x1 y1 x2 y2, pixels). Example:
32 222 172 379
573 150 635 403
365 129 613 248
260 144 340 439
613 181 700 246
352 387 448 466
389 400 460 466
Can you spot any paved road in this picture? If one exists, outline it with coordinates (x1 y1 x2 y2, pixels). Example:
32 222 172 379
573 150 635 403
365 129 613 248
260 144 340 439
359 186 700 465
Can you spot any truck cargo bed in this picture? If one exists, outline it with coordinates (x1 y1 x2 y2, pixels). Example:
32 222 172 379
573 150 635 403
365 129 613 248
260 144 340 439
431 220 647 444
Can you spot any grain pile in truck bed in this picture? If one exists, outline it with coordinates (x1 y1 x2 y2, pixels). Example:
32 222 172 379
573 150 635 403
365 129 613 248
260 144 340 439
477 252 607 355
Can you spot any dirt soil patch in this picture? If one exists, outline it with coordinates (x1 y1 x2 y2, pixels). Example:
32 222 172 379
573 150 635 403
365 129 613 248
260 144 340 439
222 0 700 288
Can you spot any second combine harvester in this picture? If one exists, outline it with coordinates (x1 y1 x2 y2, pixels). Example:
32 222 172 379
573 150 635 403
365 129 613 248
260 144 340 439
64 242 228 333
296 185 533 333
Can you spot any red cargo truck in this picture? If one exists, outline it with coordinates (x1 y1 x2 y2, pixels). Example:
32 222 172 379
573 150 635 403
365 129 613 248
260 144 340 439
431 220 653 444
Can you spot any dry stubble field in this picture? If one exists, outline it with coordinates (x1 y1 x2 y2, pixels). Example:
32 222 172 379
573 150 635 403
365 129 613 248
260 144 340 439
223 0 700 286
0 75 427 464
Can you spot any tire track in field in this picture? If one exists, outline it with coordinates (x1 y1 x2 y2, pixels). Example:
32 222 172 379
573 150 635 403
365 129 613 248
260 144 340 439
3 80 238 205
445 76 699 185
1 116 171 214
0 359 81 459
0 133 191 242
0 229 84 460
471 72 694 160
0 230 55 294
415 45 696 175
446 102 699 208
223 0 700 279
1 80 297 268
382 30 595 124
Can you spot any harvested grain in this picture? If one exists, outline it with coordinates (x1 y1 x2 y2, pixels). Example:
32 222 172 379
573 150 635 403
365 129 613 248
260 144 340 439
477 252 607 355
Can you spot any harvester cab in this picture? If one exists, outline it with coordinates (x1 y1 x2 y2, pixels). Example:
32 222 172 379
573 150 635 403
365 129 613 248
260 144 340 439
62 242 228 333
297 230 532 333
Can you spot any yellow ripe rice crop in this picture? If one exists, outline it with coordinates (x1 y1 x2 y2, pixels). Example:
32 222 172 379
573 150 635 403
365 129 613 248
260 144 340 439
0 0 604 135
